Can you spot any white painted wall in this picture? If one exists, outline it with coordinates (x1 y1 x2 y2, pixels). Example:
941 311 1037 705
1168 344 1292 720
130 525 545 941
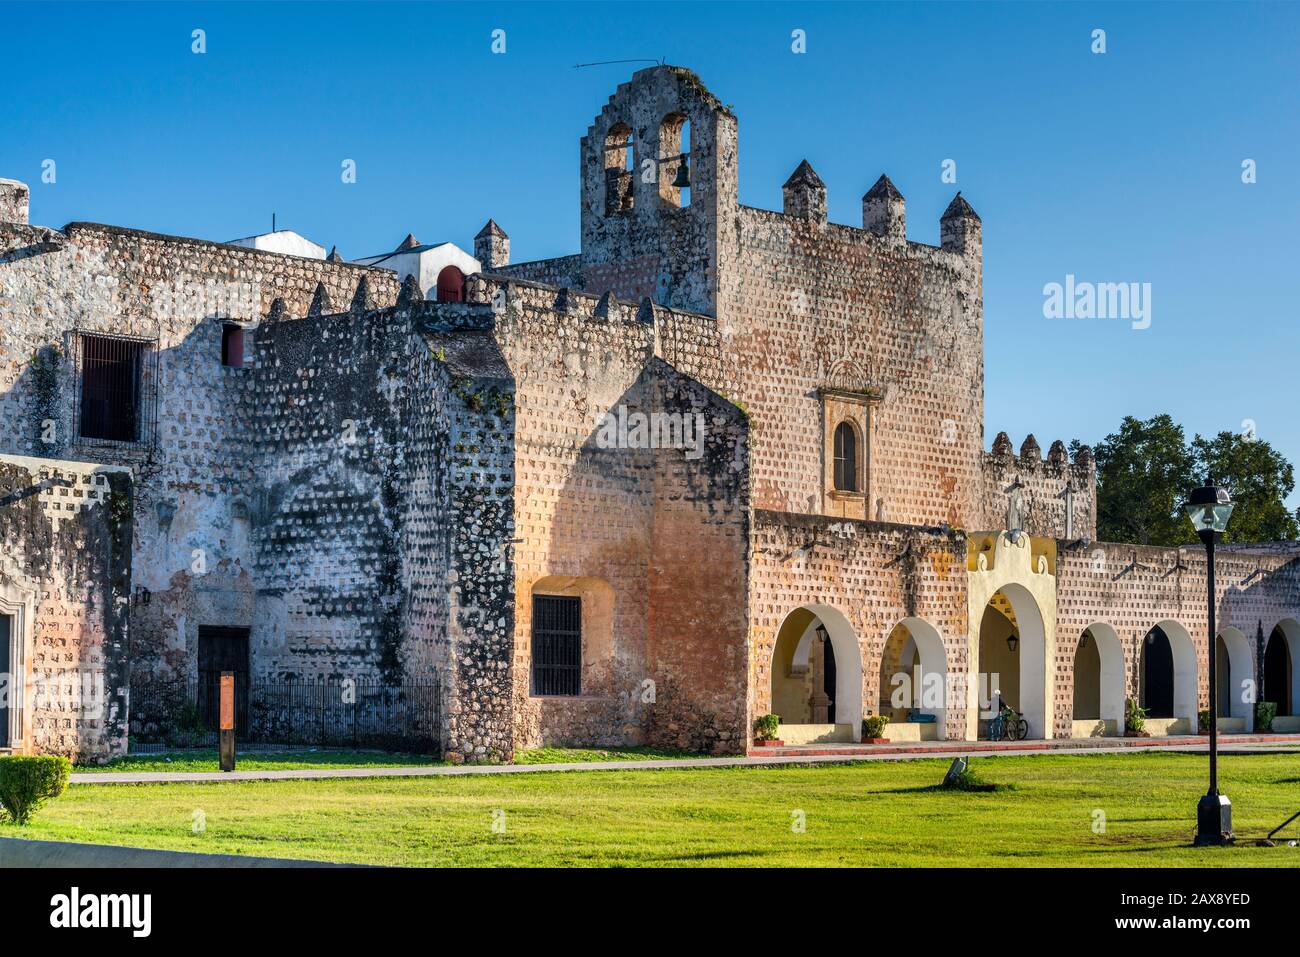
352 243 481 300
226 230 326 260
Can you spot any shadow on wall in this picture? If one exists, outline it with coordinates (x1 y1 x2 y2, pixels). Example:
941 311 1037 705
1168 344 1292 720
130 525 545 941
0 306 429 692
0 318 260 684
523 356 749 754
1222 557 1300 723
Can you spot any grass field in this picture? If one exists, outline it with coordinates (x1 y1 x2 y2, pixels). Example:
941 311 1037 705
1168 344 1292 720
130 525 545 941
75 749 444 774
20 751 1300 866
75 746 699 774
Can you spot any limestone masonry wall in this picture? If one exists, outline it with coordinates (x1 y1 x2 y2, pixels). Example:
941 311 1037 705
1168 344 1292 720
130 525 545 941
471 275 749 753
0 454 132 761
1055 541 1300 737
979 432 1097 540
749 512 970 739
0 220 400 700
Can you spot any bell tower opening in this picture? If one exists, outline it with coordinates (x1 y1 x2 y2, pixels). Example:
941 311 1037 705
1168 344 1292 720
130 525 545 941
579 65 737 315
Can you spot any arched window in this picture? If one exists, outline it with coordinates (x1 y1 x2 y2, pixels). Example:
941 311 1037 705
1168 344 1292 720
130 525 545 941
833 421 858 492
435 265 465 303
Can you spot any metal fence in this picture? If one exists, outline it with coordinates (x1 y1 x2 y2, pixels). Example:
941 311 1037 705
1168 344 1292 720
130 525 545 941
129 674 441 754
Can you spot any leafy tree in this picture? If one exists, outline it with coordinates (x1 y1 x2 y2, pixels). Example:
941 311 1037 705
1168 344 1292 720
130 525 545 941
1093 415 1197 545
1191 431 1300 543
1091 415 1300 545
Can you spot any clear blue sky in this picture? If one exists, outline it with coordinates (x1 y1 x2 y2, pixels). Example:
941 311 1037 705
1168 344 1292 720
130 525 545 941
4 2 1298 503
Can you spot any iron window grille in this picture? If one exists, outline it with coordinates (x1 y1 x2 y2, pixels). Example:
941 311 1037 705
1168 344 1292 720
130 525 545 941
72 330 159 448
532 595 582 696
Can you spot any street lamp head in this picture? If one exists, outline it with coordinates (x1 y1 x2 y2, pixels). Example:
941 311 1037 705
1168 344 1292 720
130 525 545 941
1184 480 1234 543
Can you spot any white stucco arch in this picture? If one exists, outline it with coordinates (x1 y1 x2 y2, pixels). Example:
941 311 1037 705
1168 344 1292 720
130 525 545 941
1078 623 1126 732
775 604 863 732
1268 619 1300 717
965 531 1057 741
1217 626 1254 728
997 583 1049 738
1152 619 1198 726
879 617 949 738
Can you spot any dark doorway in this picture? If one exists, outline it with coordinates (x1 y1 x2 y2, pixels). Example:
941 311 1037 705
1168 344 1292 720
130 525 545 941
197 626 250 732
435 265 466 303
0 616 10 748
1265 628 1293 716
822 630 838 722
1141 627 1175 718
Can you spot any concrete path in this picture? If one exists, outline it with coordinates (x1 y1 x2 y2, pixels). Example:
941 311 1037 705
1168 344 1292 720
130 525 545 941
0 836 361 868
70 737 1300 785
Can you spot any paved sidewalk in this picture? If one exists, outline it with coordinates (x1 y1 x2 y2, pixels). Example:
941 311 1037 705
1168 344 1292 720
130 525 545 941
70 736 1300 785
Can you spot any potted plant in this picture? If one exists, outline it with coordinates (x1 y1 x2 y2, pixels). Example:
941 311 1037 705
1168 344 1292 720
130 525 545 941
1256 700 1278 733
1197 709 1213 735
862 714 890 744
753 713 782 747
1124 697 1150 737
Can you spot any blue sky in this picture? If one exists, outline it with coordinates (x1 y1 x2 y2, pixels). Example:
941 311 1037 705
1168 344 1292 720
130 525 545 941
4 2 1298 503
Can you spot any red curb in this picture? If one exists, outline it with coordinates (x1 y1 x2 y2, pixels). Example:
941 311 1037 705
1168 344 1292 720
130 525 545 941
745 733 1300 759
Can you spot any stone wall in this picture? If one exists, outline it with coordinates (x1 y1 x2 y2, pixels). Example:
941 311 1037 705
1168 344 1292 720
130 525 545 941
749 512 971 740
1054 540 1300 737
471 276 749 753
249 293 517 760
721 205 983 530
979 432 1096 540
566 67 988 532
0 220 400 698
421 323 517 763
490 256 583 288
0 454 132 761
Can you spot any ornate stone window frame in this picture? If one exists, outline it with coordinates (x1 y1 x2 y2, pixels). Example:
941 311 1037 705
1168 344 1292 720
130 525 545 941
0 573 35 752
819 386 880 520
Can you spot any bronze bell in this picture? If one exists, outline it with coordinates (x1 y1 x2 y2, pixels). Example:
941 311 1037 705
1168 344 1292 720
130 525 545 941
671 155 690 189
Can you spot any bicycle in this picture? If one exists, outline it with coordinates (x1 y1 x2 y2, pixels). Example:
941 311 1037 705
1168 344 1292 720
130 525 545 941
988 705 1028 741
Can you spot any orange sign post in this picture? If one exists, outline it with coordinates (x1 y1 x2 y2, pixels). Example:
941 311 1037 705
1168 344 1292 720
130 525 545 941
219 671 236 771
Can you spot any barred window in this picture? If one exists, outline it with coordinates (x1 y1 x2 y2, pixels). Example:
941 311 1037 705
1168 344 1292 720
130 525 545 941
532 595 581 696
74 332 157 445
833 421 858 492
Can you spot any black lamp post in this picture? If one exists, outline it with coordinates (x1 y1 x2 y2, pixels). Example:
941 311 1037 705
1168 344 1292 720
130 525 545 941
1183 479 1235 846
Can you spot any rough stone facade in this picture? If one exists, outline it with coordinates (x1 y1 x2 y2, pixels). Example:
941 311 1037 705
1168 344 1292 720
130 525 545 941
2 65 1299 762
0 454 131 761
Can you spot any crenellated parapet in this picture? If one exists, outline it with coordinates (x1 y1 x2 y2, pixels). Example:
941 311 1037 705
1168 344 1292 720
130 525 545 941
979 432 1097 541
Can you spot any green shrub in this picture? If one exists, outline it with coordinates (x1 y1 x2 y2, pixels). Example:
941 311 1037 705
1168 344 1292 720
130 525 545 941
1198 709 1212 733
0 755 71 825
753 713 780 741
1256 701 1278 732
1125 698 1148 734
862 715 889 739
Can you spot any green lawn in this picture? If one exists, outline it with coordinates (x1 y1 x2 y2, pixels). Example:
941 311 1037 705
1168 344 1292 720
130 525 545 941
513 745 706 765
76 746 699 774
21 752 1300 867
76 749 444 774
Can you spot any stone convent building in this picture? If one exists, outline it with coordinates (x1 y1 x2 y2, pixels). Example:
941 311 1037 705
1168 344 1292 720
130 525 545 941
3 67 1299 763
